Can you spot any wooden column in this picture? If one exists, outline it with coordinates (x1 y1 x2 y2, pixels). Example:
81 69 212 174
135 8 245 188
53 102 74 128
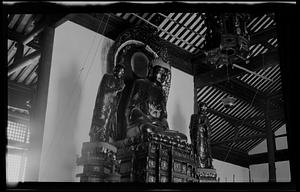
25 26 55 181
265 99 276 182
193 78 198 114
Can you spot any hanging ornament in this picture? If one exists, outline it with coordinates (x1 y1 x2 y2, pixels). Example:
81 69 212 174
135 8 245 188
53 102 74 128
222 96 236 109
204 13 250 69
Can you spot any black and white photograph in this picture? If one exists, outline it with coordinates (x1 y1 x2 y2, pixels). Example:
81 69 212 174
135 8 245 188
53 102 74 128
3 1 296 191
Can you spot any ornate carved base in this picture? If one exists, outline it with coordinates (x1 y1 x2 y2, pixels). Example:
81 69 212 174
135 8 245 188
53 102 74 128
116 133 218 183
197 168 218 182
76 142 121 182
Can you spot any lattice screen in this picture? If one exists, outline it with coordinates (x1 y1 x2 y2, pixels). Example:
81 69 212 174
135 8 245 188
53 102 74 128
7 121 30 143
6 154 22 182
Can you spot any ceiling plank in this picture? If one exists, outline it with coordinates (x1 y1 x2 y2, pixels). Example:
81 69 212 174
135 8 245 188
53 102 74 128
207 108 265 133
8 50 41 76
21 18 48 45
8 14 71 51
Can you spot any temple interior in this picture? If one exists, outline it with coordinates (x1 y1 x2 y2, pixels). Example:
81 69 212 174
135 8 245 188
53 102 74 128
5 3 295 189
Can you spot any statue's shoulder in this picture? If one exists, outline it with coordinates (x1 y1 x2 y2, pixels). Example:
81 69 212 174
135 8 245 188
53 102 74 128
100 73 113 83
103 73 114 79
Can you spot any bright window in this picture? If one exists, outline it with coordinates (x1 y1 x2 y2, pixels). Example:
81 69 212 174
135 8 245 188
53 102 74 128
6 119 30 183
6 154 22 182
7 121 30 143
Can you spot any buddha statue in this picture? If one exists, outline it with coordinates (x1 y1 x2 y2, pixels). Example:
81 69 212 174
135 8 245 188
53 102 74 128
189 102 213 168
89 64 125 142
125 57 187 142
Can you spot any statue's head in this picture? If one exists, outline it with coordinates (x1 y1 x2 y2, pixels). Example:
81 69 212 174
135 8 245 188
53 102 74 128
198 102 208 113
150 57 171 85
113 64 125 79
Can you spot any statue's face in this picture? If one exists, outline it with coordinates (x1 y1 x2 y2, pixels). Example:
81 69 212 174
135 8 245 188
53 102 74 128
114 66 125 79
199 103 207 112
154 66 167 84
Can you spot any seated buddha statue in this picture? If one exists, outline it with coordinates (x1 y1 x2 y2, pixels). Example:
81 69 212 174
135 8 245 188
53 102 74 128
125 57 187 142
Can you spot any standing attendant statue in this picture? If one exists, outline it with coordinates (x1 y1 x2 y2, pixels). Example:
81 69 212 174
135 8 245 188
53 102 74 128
89 64 125 142
189 102 213 168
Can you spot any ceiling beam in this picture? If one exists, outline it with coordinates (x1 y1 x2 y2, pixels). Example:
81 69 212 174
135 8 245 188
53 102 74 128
21 20 47 46
8 14 71 50
207 108 265 133
212 145 249 168
249 149 289 165
211 133 266 146
194 48 279 87
214 79 267 110
243 109 285 123
69 13 194 75
8 50 41 76
8 29 40 50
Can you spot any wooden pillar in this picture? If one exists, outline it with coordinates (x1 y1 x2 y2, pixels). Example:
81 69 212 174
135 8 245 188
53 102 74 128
193 79 198 114
25 26 55 181
265 99 276 182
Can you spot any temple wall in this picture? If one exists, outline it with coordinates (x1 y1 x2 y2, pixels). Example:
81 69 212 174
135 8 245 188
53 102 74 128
167 67 194 143
39 21 113 181
213 159 249 182
248 124 291 182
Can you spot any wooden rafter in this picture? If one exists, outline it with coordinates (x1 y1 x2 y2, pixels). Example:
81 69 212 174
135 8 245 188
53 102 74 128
7 14 71 79
21 20 47 45
249 149 289 165
8 50 41 76
207 108 265 133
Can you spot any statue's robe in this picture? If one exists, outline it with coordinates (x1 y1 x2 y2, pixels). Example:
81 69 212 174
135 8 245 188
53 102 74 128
90 73 125 142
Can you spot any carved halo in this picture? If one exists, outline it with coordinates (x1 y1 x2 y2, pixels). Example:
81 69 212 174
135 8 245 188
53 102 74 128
108 25 171 99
